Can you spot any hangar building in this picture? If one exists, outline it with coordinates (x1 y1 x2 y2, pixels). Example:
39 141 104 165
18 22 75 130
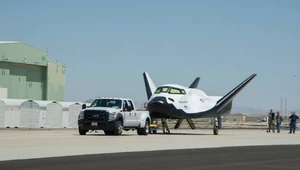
0 41 65 101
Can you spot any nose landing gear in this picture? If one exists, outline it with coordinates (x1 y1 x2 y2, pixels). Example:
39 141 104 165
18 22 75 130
161 118 170 134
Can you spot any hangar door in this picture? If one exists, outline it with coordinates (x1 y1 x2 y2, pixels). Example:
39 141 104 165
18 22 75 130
20 100 40 128
0 62 10 89
8 63 44 100
9 63 27 99
26 65 44 100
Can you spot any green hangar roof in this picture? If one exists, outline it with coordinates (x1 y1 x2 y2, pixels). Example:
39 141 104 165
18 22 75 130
0 41 49 66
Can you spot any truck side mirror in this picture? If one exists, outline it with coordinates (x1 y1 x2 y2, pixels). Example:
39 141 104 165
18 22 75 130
82 104 86 109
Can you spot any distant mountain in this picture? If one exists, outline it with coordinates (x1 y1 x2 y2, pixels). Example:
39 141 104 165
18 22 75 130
84 98 95 103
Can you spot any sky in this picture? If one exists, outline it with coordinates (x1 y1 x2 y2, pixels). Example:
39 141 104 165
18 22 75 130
0 0 300 110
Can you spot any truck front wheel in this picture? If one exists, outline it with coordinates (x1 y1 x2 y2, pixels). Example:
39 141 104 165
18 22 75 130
113 120 123 136
78 127 87 135
137 120 150 135
104 130 114 135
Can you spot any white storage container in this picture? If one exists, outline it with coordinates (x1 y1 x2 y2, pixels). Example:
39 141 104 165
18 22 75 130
68 103 82 128
20 100 40 128
45 102 63 128
1 99 26 128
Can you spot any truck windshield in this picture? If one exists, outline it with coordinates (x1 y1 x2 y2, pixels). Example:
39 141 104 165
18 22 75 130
90 99 122 109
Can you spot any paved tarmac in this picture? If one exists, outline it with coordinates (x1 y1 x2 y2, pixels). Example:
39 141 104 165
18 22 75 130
1 145 300 170
1 128 300 161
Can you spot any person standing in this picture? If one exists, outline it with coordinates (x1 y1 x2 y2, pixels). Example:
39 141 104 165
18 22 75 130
275 111 283 133
267 109 275 133
289 111 299 134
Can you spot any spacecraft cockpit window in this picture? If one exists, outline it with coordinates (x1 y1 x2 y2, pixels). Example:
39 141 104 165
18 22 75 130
154 86 170 94
169 87 186 94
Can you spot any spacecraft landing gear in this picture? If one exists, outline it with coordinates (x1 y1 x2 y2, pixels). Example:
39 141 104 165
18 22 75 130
213 117 219 135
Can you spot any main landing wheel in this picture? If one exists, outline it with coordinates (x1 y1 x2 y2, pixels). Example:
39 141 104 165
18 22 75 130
213 125 219 135
213 118 219 135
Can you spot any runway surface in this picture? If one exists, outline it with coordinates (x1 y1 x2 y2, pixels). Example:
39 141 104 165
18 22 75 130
1 145 300 170
1 128 300 161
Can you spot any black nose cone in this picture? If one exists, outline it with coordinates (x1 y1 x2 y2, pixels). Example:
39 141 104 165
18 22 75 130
148 96 167 105
147 97 170 113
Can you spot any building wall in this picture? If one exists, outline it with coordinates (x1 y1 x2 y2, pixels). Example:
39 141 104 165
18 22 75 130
0 41 65 101
46 61 65 101
0 87 7 98
224 115 246 122
246 116 265 122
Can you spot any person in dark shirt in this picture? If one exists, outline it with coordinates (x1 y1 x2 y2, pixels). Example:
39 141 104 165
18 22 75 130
289 111 299 134
275 111 283 133
267 109 275 133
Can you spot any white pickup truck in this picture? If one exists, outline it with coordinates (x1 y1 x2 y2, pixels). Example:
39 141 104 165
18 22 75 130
78 97 151 136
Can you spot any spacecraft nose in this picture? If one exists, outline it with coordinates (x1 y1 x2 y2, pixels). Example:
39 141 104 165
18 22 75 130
146 96 170 113
147 97 167 105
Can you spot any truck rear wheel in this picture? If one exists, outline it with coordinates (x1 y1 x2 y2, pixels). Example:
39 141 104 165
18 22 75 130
137 120 150 135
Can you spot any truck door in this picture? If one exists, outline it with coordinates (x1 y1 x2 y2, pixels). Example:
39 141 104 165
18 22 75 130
122 100 133 127
128 100 140 126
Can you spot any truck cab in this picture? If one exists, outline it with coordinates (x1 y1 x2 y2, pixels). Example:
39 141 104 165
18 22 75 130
78 97 151 136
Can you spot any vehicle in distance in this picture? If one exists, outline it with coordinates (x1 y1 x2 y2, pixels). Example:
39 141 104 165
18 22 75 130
78 97 151 136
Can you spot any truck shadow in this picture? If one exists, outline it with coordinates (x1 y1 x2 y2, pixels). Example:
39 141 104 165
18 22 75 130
150 132 214 136
85 134 136 136
73 132 137 136
74 133 214 136
72 131 220 136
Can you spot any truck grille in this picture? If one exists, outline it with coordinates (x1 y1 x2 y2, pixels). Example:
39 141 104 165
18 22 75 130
84 110 108 121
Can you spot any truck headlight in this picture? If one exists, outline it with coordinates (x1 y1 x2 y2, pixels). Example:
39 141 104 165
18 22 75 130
78 111 84 119
109 112 117 120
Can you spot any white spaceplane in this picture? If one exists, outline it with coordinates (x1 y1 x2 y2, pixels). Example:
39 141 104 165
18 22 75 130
143 72 257 135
